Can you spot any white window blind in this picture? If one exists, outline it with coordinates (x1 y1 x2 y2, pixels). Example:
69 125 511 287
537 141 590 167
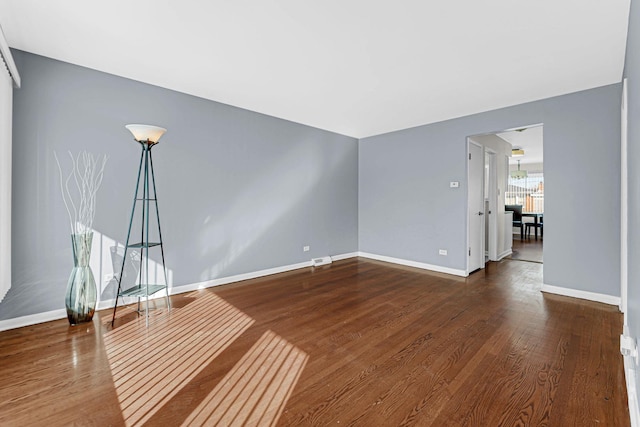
506 172 544 213
0 26 19 304
0 59 12 303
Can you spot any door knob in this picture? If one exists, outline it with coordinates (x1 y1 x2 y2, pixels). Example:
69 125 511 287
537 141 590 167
478 211 484 216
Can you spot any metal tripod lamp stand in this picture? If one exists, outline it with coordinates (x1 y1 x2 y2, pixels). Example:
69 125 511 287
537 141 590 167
111 124 171 326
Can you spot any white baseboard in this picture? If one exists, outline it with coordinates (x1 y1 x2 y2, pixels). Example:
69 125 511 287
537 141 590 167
541 284 621 306
623 326 640 427
96 262 314 313
2 252 362 332
331 252 358 261
625 354 640 427
1 251 460 332
175 260 315 294
497 249 512 261
124 252 359 299
97 297 117 311
357 252 467 277
0 309 67 332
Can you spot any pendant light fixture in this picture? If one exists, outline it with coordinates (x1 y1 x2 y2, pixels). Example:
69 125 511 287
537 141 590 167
510 159 528 179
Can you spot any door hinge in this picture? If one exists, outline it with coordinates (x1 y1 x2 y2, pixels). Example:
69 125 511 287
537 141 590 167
469 248 471 256
469 153 471 160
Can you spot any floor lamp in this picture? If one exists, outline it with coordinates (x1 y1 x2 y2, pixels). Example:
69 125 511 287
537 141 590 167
111 124 171 326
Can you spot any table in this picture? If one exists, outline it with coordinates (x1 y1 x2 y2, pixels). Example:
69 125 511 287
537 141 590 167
522 212 543 240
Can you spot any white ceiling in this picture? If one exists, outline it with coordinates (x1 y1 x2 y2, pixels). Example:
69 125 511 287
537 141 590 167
0 1 630 138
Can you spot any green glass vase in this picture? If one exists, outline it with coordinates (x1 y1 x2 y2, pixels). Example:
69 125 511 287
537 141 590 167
65 233 97 325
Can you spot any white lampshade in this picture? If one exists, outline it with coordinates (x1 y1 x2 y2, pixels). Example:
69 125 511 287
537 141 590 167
510 170 528 179
125 124 167 143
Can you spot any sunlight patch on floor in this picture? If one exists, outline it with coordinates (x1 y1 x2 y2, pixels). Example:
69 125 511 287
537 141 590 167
104 292 254 426
182 330 309 426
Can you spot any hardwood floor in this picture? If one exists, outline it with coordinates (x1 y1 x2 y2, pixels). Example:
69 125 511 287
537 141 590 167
509 236 543 263
0 258 628 426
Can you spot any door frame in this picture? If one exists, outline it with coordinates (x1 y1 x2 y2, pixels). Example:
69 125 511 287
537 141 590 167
485 148 498 261
621 78 628 323
467 139 485 274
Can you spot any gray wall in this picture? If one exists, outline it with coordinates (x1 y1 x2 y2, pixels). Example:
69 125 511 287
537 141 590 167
360 84 621 295
624 0 640 412
2 50 358 320
1 48 624 324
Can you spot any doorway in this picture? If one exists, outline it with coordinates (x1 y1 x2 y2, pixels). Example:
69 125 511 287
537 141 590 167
467 125 543 273
500 125 544 264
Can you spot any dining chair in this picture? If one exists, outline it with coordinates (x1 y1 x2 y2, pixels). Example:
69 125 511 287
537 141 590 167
505 205 524 240
525 215 543 239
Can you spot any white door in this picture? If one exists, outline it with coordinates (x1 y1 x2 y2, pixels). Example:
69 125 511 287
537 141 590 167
468 141 485 273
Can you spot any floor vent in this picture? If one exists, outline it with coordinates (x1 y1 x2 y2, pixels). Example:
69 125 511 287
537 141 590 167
311 256 332 267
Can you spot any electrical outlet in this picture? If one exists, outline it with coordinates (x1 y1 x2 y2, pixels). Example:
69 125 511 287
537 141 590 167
303 246 310 252
439 249 448 256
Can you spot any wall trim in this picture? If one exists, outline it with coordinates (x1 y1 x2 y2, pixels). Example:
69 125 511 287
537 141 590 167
621 77 629 324
541 284 621 306
98 252 358 310
0 309 66 332
358 251 468 277
19 254 629 332
331 252 359 261
623 325 640 427
4 252 361 331
625 353 640 427
497 249 512 261
97 260 316 312
176 260 315 294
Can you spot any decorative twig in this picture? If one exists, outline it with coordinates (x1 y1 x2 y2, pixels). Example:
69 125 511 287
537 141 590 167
54 151 108 235
53 152 74 234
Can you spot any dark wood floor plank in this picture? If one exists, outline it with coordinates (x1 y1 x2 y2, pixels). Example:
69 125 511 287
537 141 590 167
0 257 629 426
